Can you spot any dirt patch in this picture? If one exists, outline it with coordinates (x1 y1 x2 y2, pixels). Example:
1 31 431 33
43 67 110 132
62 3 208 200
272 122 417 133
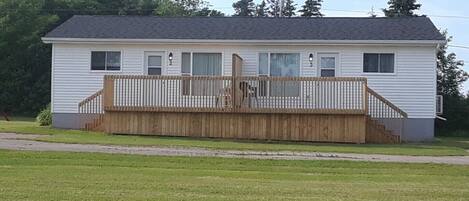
1 133 469 165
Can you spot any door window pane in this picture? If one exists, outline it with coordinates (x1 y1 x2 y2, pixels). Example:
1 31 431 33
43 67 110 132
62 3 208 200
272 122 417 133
191 53 222 96
321 69 335 77
148 68 161 75
259 53 269 75
270 53 300 77
320 57 336 69
270 53 300 97
182 53 191 74
148 56 162 67
192 53 222 76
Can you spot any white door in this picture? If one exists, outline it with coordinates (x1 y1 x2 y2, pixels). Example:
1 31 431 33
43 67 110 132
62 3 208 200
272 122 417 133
317 54 339 109
318 53 339 77
144 52 166 106
145 52 164 75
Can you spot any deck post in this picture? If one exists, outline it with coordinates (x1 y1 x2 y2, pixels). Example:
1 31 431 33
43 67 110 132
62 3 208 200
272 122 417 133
363 79 368 115
232 54 243 110
103 75 115 110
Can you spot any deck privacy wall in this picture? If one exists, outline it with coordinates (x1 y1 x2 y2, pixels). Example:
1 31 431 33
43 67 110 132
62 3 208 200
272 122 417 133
105 111 367 144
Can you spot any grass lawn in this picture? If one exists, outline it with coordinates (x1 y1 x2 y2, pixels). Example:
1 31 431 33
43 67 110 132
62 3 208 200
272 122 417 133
0 150 468 201
1 119 469 156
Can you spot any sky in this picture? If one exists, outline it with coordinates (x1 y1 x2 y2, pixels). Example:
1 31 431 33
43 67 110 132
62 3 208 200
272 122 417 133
207 0 469 93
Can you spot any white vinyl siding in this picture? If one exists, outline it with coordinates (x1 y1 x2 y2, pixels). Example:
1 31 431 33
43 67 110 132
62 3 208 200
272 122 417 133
51 43 436 119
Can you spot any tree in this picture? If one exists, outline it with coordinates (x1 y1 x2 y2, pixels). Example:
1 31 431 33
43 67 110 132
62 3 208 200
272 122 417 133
383 0 421 17
437 31 468 97
299 0 323 17
0 0 57 115
0 0 225 117
436 30 469 134
282 0 296 17
267 0 281 17
256 0 268 17
232 0 255 16
193 7 225 16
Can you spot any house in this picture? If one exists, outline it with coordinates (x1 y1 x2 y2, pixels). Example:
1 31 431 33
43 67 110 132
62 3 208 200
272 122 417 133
42 15 445 143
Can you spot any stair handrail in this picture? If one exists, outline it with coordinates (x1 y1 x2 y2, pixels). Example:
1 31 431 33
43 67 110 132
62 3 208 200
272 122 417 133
78 89 104 114
366 87 407 118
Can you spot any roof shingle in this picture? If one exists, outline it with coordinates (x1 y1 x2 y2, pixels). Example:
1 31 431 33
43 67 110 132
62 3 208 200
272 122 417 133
44 15 444 41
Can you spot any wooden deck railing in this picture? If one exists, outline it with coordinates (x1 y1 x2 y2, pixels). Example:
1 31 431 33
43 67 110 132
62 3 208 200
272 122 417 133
78 89 104 130
78 89 104 114
366 87 407 140
103 75 368 114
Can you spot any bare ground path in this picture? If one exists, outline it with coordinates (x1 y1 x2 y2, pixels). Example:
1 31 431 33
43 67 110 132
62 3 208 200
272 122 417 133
1 133 469 165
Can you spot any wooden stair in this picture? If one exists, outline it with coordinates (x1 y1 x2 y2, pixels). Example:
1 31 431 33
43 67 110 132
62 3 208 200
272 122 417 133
365 117 400 144
83 114 105 132
78 89 105 132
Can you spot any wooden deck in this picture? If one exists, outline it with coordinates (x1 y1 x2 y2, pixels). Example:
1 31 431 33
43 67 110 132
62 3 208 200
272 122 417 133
78 54 407 144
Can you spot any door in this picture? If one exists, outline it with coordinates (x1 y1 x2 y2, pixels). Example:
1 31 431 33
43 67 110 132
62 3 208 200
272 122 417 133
144 52 165 106
318 53 338 77
317 54 339 109
145 52 164 75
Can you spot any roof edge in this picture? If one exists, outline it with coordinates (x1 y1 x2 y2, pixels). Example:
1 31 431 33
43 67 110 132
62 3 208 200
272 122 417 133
42 37 446 45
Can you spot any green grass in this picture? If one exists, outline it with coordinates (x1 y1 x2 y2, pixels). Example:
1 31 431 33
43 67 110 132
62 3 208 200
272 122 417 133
0 150 468 201
1 119 469 156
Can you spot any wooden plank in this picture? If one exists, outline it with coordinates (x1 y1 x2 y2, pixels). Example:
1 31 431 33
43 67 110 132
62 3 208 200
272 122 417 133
105 111 367 144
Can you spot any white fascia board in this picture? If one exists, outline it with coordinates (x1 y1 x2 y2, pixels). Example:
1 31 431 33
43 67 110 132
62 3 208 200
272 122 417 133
41 37 446 46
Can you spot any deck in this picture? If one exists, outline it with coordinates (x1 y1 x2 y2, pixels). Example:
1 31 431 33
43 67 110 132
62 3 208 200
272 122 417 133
78 55 407 144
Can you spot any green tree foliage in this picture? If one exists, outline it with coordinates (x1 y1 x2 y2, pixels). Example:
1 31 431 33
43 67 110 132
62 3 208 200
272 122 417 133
436 31 469 135
299 0 323 17
255 0 268 17
0 0 57 115
437 31 468 97
267 0 281 17
232 0 255 16
0 0 224 116
282 0 296 17
383 0 421 17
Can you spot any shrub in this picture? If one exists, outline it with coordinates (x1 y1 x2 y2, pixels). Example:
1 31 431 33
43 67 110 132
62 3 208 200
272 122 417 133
36 104 52 126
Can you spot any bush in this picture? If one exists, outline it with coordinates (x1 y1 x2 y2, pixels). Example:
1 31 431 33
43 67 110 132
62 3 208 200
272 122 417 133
36 104 52 126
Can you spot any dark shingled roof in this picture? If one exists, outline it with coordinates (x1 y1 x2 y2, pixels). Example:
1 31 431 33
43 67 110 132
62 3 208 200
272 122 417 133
45 15 444 41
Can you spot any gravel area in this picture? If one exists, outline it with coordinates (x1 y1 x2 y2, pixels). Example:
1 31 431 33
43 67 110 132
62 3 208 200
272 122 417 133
1 133 469 165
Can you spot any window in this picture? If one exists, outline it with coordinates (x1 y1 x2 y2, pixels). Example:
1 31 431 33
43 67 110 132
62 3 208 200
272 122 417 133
147 55 162 75
363 53 394 73
258 53 300 97
181 52 222 96
91 51 121 71
319 56 337 77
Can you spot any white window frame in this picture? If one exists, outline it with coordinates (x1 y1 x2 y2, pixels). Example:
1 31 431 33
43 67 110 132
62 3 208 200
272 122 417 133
257 52 302 97
362 53 397 75
144 51 165 75
90 51 123 72
181 52 224 96
181 52 224 76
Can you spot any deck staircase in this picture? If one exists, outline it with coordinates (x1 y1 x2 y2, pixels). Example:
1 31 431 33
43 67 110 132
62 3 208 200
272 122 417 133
366 117 401 144
365 87 407 144
78 89 105 132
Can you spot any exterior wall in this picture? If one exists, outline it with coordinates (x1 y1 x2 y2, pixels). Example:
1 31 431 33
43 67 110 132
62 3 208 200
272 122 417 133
51 43 437 140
